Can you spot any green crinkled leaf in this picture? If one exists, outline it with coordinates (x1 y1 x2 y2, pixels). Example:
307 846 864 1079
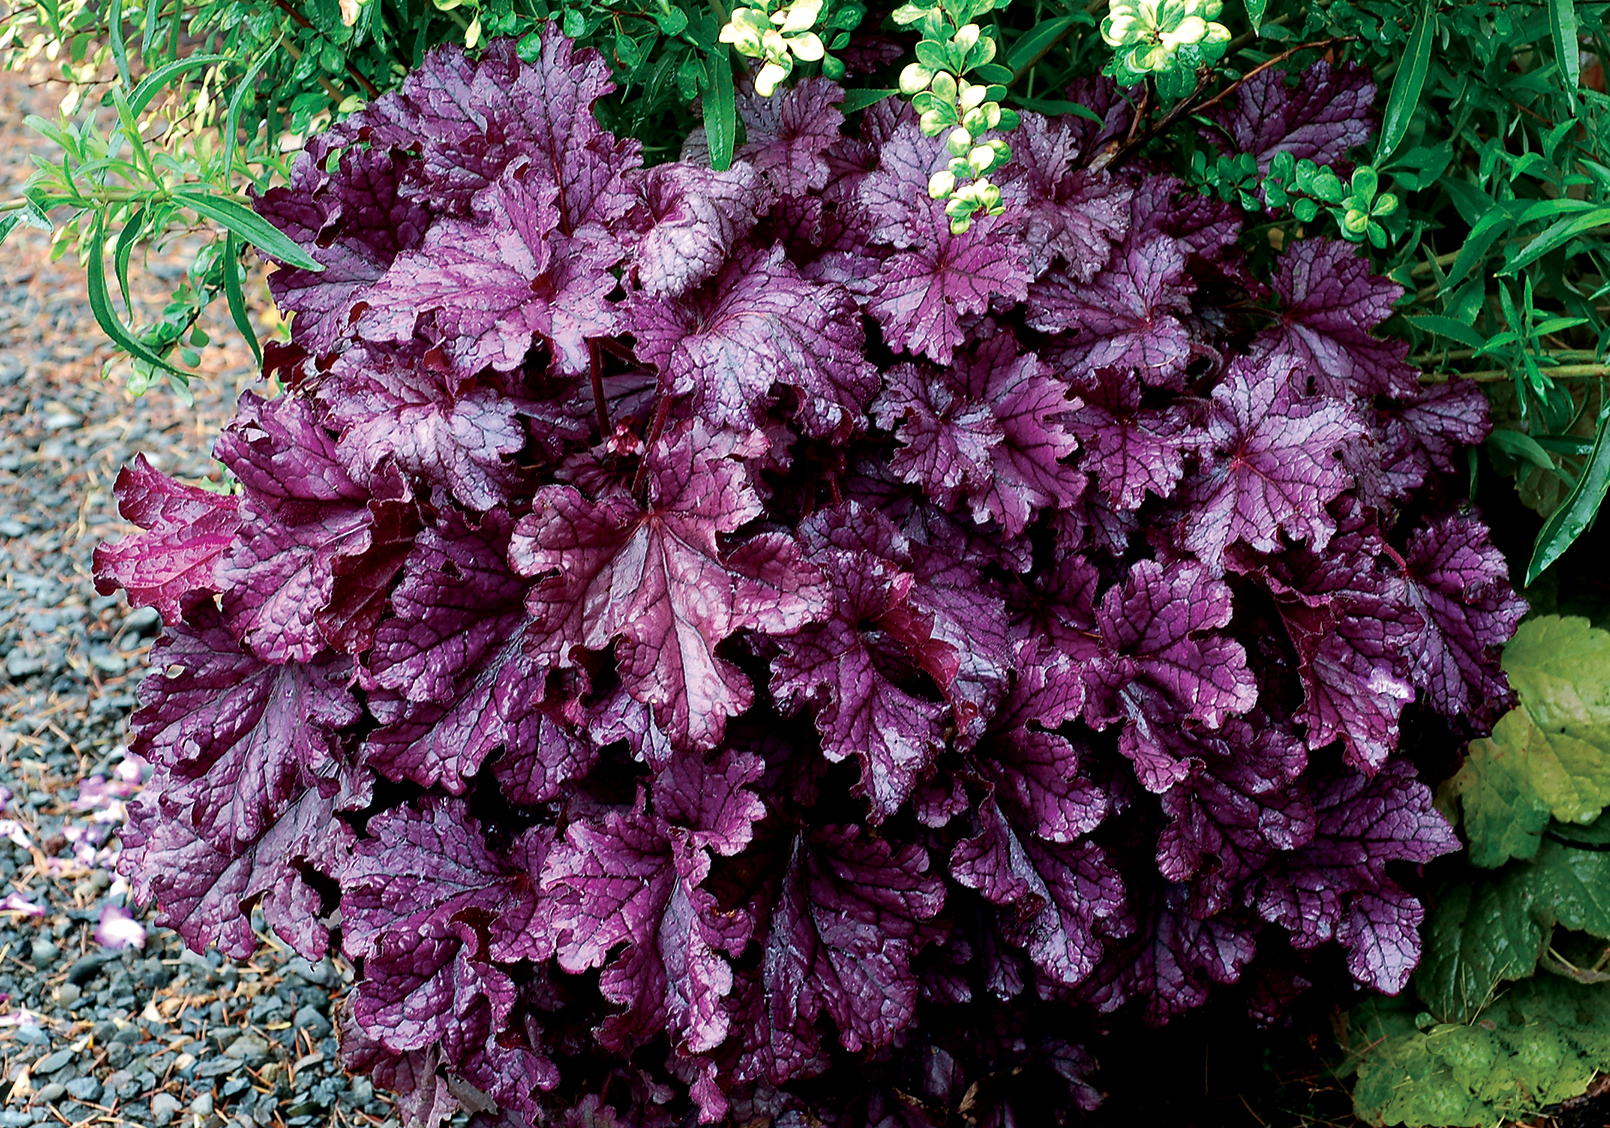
1418 870 1544 1025
1417 824 1610 1025
1350 977 1610 1127
1528 832 1610 938
1452 616 1610 867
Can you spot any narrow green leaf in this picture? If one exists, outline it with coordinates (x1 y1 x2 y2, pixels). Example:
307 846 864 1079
1489 429 1578 489
1244 0 1268 32
0 200 51 247
1008 95 1103 123
1512 197 1599 226
1502 206 1610 276
1528 402 1610 584
108 0 131 89
140 0 161 59
1534 434 1597 456
223 232 262 368
171 188 324 272
1550 0 1581 112
1532 315 1590 336
85 215 179 375
114 206 145 312
128 54 230 116
840 88 898 113
1006 14 1075 77
24 114 79 157
1405 313 1487 349
1377 0 1434 163
702 49 736 172
110 86 156 177
223 41 278 185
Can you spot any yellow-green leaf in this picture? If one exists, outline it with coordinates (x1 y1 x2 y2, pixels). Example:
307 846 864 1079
1451 616 1610 867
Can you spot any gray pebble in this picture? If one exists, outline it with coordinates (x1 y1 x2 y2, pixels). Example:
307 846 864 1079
14 1025 48 1045
32 1049 71 1075
293 1004 331 1038
62 1077 99 1103
5 654 45 679
118 606 162 639
284 956 336 986
150 1093 181 1125
224 1033 270 1062
0 1111 31 1126
28 939 57 965
31 1082 65 1104
190 1091 213 1116
55 982 79 1007
64 953 110 986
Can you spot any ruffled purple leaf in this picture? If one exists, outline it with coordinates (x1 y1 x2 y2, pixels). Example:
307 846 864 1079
631 243 877 439
342 797 554 965
511 423 829 751
1080 885 1258 1025
1203 61 1376 173
1001 111 1132 279
318 344 548 512
736 825 944 1081
1249 760 1459 993
736 78 846 198
966 646 1107 843
1064 376 1199 511
344 32 638 228
362 508 589 795
546 802 754 1057
1027 235 1195 386
130 602 359 845
628 161 772 298
120 756 365 960
770 504 958 819
951 797 1128 990
216 392 414 662
1254 238 1419 400
255 148 430 355
351 921 518 1055
1085 559 1258 791
1401 511 1527 716
93 454 240 622
354 168 621 378
1178 355 1364 570
872 332 1083 536
1252 531 1423 770
1155 718 1315 917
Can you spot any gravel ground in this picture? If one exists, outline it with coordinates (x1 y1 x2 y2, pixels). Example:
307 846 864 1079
0 68 402 1128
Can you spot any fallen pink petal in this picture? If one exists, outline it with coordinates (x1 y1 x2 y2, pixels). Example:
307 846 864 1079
95 904 147 950
0 893 45 917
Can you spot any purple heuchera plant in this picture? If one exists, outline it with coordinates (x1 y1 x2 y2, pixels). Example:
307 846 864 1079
94 28 1525 1128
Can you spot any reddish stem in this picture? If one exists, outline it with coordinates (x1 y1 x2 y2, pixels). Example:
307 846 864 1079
632 392 673 498
588 339 610 439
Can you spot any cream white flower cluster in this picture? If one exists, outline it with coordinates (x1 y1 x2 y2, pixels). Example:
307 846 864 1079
895 18 1019 234
720 0 826 96
1101 0 1229 77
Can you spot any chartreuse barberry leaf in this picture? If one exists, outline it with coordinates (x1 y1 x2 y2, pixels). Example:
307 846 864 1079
1348 975 1610 1128
1450 616 1610 868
